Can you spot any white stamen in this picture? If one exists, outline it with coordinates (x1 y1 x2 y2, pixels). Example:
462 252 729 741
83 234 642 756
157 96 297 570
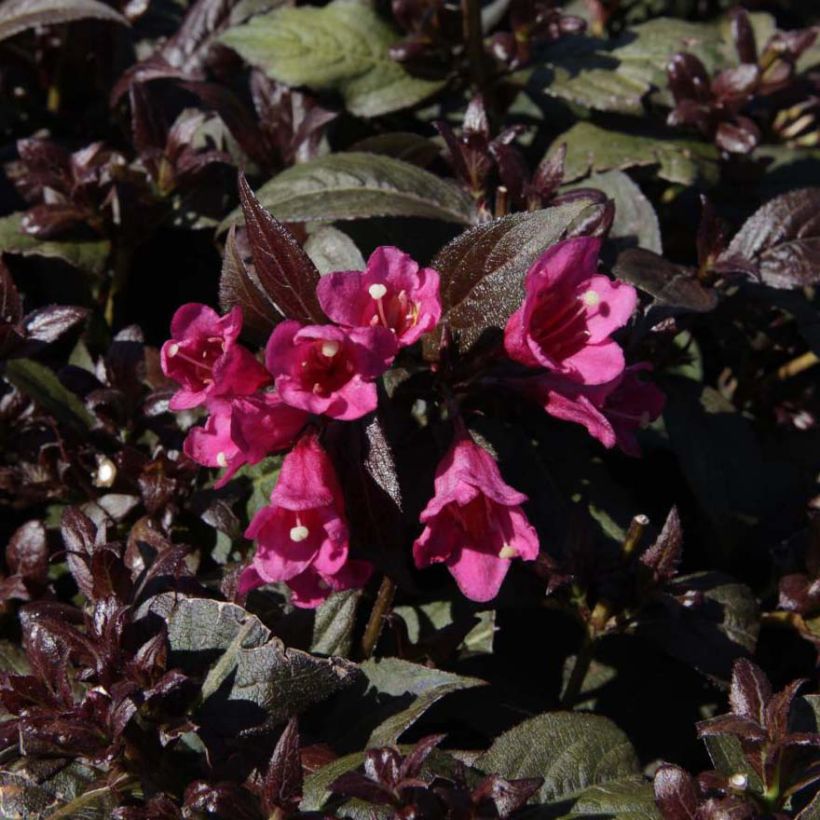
290 525 309 542
321 340 340 358
368 283 388 300
94 457 117 488
499 545 518 559
167 343 179 357
216 452 228 468
581 289 601 307
729 773 748 790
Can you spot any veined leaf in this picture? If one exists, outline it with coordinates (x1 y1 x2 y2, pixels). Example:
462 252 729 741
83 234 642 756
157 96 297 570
222 153 476 227
220 0 444 117
556 121 719 186
477 712 642 806
0 0 127 43
0 213 110 275
4 358 95 431
432 197 601 349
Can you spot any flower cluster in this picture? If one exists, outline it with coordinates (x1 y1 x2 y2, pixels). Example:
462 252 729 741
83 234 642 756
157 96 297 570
162 237 663 607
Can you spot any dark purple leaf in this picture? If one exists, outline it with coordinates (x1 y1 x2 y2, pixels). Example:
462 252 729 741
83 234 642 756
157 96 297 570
22 305 87 344
667 53 712 104
236 174 324 324
0 258 22 326
180 81 271 168
330 771 397 805
715 118 760 155
400 734 444 780
219 225 282 343
529 142 566 204
432 199 600 350
640 507 683 583
6 520 48 583
730 659 771 725
19 715 107 756
262 717 303 813
696 714 767 742
472 774 542 815
731 7 757 65
653 764 699 820
696 196 727 269
0 0 127 44
128 84 167 155
183 780 263 820
765 678 806 742
723 188 820 288
712 65 759 100
60 507 98 598
91 547 134 603
614 248 718 313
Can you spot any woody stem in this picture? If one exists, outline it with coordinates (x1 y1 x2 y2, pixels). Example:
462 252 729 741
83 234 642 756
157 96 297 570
560 628 594 708
461 0 487 93
360 575 396 659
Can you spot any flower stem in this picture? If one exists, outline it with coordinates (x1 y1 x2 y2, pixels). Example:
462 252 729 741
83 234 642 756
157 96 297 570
561 629 594 708
360 575 396 659
461 0 487 93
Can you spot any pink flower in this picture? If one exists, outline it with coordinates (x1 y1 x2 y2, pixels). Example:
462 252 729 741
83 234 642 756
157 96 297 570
413 434 539 602
183 399 242 482
316 247 441 348
183 394 308 487
504 237 637 386
161 304 270 410
238 432 372 608
518 364 665 456
593 364 666 456
265 321 395 421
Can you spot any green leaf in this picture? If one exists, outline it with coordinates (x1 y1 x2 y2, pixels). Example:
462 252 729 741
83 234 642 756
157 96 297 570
221 153 475 228
363 658 484 747
636 571 760 681
541 15 763 115
662 379 802 551
311 589 361 657
477 712 641 806
301 751 365 812
393 600 496 656
0 0 127 43
235 456 281 520
702 734 764 793
566 170 661 253
563 778 660 819
140 594 358 736
220 0 444 117
556 122 719 186
4 358 95 431
432 197 601 350
305 226 365 275
0 213 110 274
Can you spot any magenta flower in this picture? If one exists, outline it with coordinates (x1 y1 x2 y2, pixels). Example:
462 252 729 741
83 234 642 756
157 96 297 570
504 237 637 385
519 364 665 456
413 434 539 602
183 400 242 482
230 393 309 464
183 394 307 488
265 321 395 420
161 304 270 410
316 246 441 348
593 364 666 456
238 432 372 608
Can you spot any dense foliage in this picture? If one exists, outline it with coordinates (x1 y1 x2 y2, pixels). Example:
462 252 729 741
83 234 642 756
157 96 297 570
0 0 819 817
